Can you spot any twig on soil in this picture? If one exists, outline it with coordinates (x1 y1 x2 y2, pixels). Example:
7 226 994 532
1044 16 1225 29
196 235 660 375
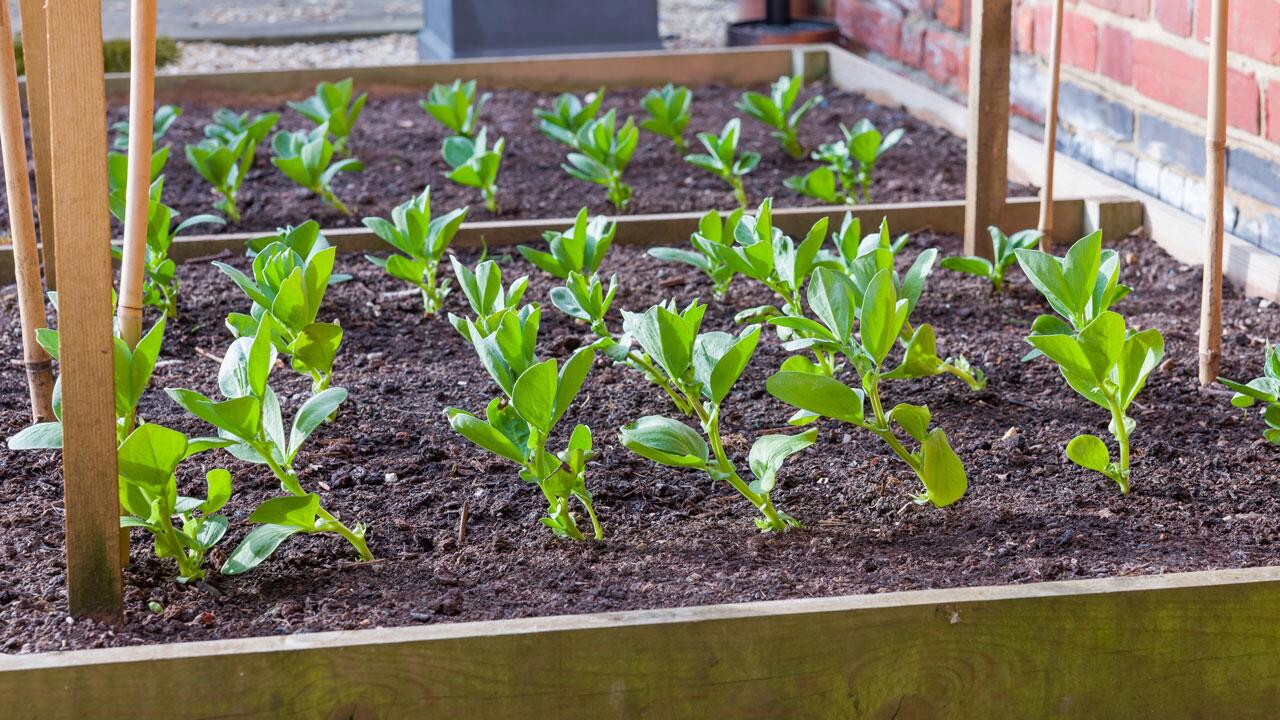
182 249 232 264
659 273 699 288
193 347 222 363
458 500 470 546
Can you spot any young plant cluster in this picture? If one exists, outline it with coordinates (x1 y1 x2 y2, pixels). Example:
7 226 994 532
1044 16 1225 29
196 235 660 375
272 79 367 214
423 80 505 212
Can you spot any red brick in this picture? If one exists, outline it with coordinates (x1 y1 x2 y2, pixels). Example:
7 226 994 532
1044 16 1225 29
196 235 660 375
1083 0 1149 19
1155 0 1193 35
1033 8 1097 71
1134 39 1260 131
1268 80 1280 143
1098 24 1133 85
897 19 926 67
936 0 965 29
1194 0 1280 64
922 29 969 92
835 1 904 58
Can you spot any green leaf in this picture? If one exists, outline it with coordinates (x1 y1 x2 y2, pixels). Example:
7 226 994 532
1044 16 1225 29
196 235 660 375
619 415 709 468
766 371 865 424
1066 433 1112 473
167 389 262 440
512 359 558 431
552 347 595 427
247 493 321 529
889 403 931 443
747 428 817 494
118 424 188 493
446 407 527 463
192 514 229 551
8 422 63 450
288 387 349 460
919 429 967 507
289 322 343 379
859 269 907 366
693 327 760 404
940 256 994 280
201 468 233 514
221 523 302 575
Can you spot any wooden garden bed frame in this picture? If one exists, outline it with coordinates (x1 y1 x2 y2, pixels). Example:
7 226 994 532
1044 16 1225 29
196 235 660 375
3 25 1276 716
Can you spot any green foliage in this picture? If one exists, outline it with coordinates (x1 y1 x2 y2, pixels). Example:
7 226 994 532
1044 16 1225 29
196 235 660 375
166 314 371 573
618 301 815 532
111 104 182 152
648 208 743 300
447 301 603 539
562 109 638 210
270 124 363 215
442 127 504 212
640 84 692 154
518 208 616 280
1015 231 1162 494
735 74 822 159
1220 343 1280 445
107 105 175 198
287 78 367 156
785 119 904 204
108 178 225 318
185 110 281 223
16 35 179 76
448 257 530 341
534 88 604 147
117 424 235 582
685 118 760 209
362 187 468 315
214 221 344 393
765 265 969 508
421 79 491 138
940 226 1043 292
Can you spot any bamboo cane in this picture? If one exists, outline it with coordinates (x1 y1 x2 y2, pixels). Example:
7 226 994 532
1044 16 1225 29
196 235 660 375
115 0 158 567
1198 0 1228 385
117 0 157 350
1037 0 1065 252
0 0 55 423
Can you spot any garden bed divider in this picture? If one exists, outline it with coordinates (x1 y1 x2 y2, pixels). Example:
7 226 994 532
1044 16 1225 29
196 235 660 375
3 566 1280 718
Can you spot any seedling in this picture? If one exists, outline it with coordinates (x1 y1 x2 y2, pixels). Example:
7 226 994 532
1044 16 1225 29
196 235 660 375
271 124 364 215
1015 231 1162 494
215 221 344 393
447 303 603 539
786 119 904 204
648 208 743 300
111 103 182 151
940 226 1044 292
562 109 638 210
736 74 822 159
362 187 468 315
534 88 604 147
288 77 367 156
518 207 615 280
765 266 969 508
421 79 490 138
685 118 760 209
442 127 504 212
619 301 816 532
448 256 530 340
108 180 225 318
167 314 371 572
640 84 692 154
1220 343 1280 445
185 109 280 223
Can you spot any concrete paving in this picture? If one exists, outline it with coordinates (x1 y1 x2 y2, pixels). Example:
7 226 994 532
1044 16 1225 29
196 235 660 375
10 0 421 43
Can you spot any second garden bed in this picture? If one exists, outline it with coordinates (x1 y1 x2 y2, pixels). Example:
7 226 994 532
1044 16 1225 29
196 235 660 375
0 225 1275 653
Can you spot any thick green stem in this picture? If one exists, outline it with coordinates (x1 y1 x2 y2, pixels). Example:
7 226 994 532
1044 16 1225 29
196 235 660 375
866 375 923 474
319 186 353 216
1105 394 1132 495
259 446 373 560
483 185 498 213
730 176 748 209
687 391 790 532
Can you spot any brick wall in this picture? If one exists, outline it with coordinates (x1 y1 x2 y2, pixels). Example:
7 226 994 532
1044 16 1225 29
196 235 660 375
834 0 1280 252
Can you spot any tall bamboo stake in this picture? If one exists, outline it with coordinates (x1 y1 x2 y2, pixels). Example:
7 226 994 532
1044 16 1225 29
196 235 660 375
0 0 55 422
1198 0 1228 385
117 0 157 350
1037 0 1065 252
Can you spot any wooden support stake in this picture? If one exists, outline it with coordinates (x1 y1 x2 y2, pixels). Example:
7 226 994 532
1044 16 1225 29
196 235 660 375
117 0 157 350
0 0 54 423
16 0 56 291
1037 0 1065 252
964 0 1013 260
44 0 122 619
1199 0 1228 385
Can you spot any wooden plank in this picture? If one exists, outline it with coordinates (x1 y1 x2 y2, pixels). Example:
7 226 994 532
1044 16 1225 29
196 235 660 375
0 197 1102 283
43 0 122 619
16 0 56 290
100 45 802 104
964 0 1013 259
4 566 1280 718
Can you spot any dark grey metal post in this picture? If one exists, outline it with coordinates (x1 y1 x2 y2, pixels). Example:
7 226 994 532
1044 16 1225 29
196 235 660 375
419 0 662 60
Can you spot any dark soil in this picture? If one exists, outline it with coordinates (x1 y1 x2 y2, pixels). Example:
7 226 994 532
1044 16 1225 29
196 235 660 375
2 229 1276 654
0 84 1034 235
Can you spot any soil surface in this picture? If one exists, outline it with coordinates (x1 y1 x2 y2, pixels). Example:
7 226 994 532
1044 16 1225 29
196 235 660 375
2 229 1277 654
0 83 1034 235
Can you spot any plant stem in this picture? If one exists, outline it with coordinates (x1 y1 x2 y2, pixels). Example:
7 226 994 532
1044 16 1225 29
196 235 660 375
730 176 748 209
319 187 353 216
686 390 791 532
1105 394 1132 495
483 186 498 213
259 447 373 560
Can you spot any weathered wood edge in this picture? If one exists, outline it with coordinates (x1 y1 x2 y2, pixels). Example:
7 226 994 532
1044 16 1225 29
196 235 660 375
0 197 1117 282
3 565 1280 719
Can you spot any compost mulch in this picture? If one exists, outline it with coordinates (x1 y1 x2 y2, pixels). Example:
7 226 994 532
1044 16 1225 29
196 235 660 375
0 84 1033 235
2 230 1276 653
